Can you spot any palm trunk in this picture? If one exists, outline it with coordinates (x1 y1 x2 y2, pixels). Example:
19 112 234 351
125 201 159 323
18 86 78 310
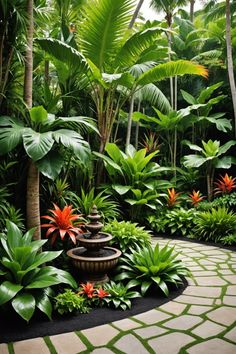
226 0 236 137
190 0 195 22
24 0 33 108
26 160 41 240
125 94 135 151
128 0 145 29
24 0 41 240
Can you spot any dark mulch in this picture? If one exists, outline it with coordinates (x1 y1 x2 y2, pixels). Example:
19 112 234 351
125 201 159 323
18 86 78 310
0 280 187 343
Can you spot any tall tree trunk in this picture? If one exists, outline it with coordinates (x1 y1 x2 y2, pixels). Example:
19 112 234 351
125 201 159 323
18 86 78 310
128 0 145 29
24 0 41 240
26 160 41 239
24 0 33 108
125 94 135 151
190 0 195 22
226 0 236 137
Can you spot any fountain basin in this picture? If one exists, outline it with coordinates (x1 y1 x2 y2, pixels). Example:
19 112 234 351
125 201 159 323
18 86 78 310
67 246 122 284
77 232 112 250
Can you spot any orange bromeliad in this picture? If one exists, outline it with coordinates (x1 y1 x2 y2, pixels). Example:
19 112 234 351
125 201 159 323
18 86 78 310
79 283 96 298
189 190 205 207
214 173 236 195
41 203 83 245
167 188 180 208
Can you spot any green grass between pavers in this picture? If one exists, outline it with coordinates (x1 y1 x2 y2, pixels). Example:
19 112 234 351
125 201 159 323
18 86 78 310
7 343 14 354
75 331 92 352
44 336 57 354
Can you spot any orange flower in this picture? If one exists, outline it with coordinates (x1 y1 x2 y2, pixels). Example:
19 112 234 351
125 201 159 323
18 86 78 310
79 283 96 298
189 190 204 207
41 203 83 244
214 174 236 195
167 188 180 208
96 287 109 299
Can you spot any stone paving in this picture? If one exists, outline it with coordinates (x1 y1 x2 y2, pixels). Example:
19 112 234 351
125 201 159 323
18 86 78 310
1 237 236 354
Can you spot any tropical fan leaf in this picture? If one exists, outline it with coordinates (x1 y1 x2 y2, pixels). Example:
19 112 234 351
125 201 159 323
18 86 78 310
78 0 135 70
136 60 208 86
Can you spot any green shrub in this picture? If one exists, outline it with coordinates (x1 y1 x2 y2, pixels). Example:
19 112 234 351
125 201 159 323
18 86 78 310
220 234 236 246
103 220 151 253
54 289 91 315
165 208 197 237
115 243 189 296
147 213 168 234
148 208 197 237
68 188 120 221
0 221 77 322
193 207 236 242
104 281 140 311
211 192 236 211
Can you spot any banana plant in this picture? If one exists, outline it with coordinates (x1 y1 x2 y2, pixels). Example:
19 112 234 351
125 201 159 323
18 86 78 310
0 106 97 240
183 139 236 200
0 221 77 322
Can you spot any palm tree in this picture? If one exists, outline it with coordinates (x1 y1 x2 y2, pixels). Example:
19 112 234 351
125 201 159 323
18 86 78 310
38 0 207 155
190 0 195 21
0 106 96 239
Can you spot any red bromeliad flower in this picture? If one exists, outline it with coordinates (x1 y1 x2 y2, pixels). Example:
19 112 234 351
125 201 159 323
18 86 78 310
79 283 96 298
41 203 83 245
96 287 109 299
189 190 205 207
167 188 180 207
214 174 236 195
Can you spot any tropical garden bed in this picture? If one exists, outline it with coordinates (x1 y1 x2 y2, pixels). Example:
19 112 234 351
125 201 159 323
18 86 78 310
0 0 236 346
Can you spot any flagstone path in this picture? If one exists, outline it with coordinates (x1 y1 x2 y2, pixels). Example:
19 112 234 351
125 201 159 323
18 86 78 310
1 237 236 354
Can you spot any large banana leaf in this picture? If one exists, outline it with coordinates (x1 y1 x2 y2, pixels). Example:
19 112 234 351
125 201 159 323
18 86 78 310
78 0 134 70
136 60 208 86
0 117 25 155
22 129 54 161
134 83 171 113
52 129 90 162
36 38 88 72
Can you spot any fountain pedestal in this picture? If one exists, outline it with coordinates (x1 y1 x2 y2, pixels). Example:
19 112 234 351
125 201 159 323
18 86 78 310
67 206 121 284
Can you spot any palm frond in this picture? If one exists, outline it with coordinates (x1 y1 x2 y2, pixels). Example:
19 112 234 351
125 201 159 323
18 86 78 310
78 0 135 70
114 26 168 69
134 83 171 113
136 60 208 86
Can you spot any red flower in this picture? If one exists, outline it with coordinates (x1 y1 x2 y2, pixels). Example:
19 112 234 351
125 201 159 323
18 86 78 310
167 188 180 208
79 283 96 298
41 203 83 244
214 174 236 195
189 190 205 207
96 287 109 299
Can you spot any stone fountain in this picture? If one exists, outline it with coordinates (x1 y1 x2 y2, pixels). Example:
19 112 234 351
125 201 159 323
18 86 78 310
67 206 121 284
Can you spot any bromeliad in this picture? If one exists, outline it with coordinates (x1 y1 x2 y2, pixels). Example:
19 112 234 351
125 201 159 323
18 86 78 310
214 173 236 195
189 190 205 207
41 203 84 244
167 188 180 208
